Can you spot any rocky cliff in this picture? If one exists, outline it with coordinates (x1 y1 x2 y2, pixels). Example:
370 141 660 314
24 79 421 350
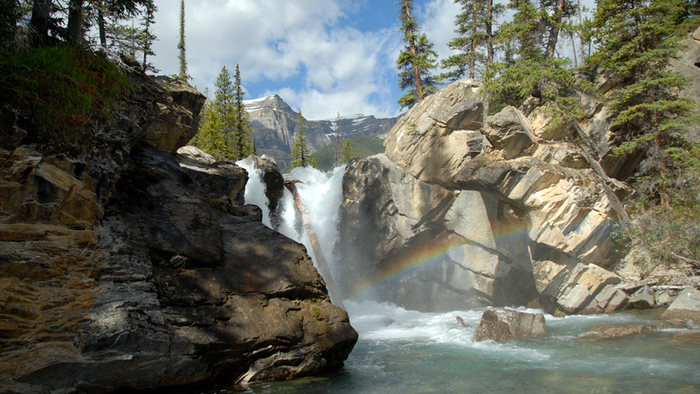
245 95 397 169
0 72 356 393
336 44 699 316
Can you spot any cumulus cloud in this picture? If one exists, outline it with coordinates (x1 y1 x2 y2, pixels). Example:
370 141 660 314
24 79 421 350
150 0 460 120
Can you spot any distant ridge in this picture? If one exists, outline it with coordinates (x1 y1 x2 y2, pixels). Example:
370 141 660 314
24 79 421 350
244 95 398 169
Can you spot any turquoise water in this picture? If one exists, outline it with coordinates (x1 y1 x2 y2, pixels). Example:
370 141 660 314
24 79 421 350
236 301 700 394
235 164 700 394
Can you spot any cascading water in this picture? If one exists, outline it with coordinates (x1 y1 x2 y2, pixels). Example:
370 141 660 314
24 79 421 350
233 162 700 394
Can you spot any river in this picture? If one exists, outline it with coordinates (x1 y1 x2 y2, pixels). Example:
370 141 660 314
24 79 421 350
232 162 700 394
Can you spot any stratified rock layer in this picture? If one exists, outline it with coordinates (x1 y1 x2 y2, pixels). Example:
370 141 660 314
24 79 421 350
0 72 356 393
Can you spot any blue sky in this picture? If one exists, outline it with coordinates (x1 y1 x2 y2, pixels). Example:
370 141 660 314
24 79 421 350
149 0 592 120
149 0 463 120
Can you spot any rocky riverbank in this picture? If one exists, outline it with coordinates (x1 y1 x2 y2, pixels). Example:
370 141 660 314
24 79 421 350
0 71 356 393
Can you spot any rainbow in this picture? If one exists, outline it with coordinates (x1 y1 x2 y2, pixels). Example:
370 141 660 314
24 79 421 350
349 235 467 299
347 215 547 299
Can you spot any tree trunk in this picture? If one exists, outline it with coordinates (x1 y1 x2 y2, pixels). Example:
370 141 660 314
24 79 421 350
30 0 51 45
470 0 477 79
66 0 84 45
404 0 423 101
487 0 494 64
97 0 106 50
546 0 566 58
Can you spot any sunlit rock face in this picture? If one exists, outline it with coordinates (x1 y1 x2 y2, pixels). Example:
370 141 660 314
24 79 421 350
338 78 630 315
0 73 356 393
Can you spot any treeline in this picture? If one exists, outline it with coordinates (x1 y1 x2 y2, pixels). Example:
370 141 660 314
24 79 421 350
1 0 158 72
397 0 700 271
190 64 255 162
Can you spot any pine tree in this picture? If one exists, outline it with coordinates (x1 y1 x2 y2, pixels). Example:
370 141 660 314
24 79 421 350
588 0 700 273
232 64 253 159
334 112 341 166
0 0 20 43
341 139 354 164
589 0 696 176
441 0 504 81
178 0 187 79
191 66 237 160
289 110 311 169
483 0 584 125
140 0 157 73
192 100 230 160
397 0 442 109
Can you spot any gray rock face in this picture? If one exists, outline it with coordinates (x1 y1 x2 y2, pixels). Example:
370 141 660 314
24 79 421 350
338 79 630 314
242 154 285 229
177 145 248 205
482 106 535 160
474 308 546 342
0 72 357 393
245 95 329 170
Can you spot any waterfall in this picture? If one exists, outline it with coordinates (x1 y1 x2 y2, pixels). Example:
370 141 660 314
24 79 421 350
237 160 346 306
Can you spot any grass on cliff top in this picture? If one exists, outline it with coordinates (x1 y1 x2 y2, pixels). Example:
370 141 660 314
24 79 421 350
0 45 131 152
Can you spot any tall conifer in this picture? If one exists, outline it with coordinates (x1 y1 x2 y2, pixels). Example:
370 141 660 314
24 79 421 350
483 0 584 127
397 0 441 109
178 0 187 79
290 110 311 169
441 0 503 81
232 64 253 159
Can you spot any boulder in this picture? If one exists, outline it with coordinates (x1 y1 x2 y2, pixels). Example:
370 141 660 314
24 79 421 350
482 106 536 160
474 308 546 342
109 145 224 266
628 285 656 309
141 79 206 154
663 288 700 322
580 323 659 340
538 263 624 316
176 146 248 205
384 79 485 188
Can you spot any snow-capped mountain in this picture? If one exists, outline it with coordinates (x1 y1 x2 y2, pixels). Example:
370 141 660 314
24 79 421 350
244 95 397 169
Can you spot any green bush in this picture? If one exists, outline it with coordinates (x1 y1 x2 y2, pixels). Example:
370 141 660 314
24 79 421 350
0 45 131 152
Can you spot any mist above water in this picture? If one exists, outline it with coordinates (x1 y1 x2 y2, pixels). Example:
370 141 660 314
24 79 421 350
236 163 700 394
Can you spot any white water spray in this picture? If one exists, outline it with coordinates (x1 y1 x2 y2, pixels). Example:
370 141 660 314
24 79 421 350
237 161 346 306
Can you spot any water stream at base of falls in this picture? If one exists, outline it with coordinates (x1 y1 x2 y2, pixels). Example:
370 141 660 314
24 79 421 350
230 163 700 393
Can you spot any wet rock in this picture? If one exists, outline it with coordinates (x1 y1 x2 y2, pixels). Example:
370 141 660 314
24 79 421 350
474 308 546 342
673 330 700 342
663 288 700 322
242 154 285 228
629 285 656 309
580 323 659 340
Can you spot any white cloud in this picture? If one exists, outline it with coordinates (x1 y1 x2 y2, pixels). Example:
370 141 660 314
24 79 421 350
151 0 402 119
149 0 464 120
